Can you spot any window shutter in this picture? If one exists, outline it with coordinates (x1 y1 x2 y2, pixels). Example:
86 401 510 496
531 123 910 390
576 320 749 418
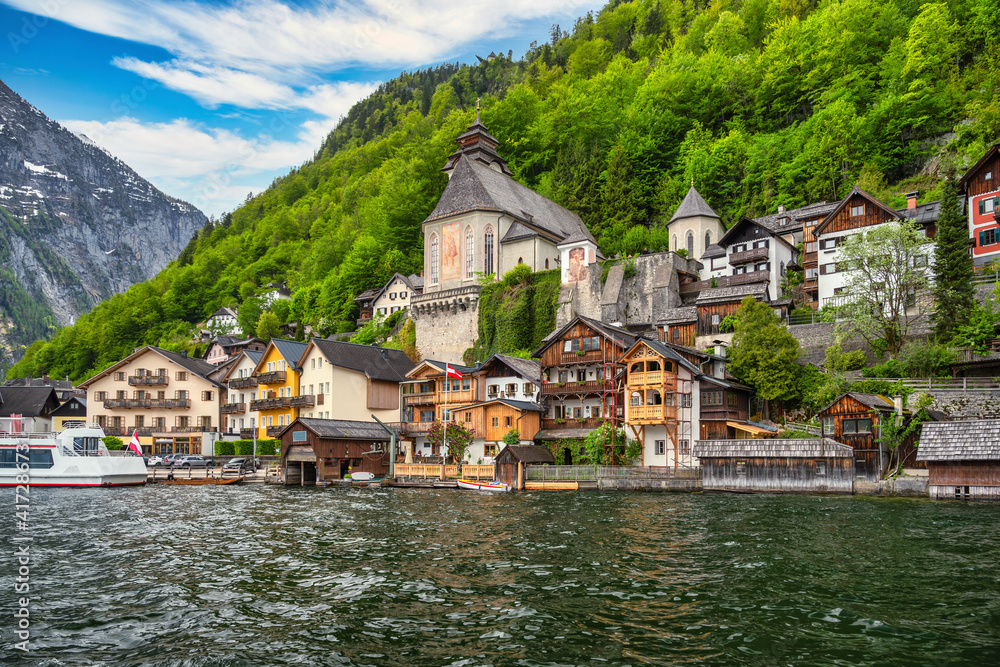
766 262 771 271
980 231 986 247
994 196 999 209
980 200 986 215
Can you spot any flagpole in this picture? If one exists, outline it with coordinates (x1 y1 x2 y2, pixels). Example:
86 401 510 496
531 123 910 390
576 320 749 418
443 374 448 463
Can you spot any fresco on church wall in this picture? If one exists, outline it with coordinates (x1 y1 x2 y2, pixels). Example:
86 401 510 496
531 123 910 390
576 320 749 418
441 222 461 282
568 247 586 282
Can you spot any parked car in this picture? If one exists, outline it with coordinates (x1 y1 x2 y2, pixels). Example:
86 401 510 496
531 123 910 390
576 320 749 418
223 457 252 473
176 455 212 468
163 453 188 466
148 454 167 466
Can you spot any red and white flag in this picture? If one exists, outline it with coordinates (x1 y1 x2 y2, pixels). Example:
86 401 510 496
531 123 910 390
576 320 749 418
127 430 143 456
446 364 462 379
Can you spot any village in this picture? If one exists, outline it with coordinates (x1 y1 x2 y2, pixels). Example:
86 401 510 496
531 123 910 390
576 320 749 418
5 118 1000 500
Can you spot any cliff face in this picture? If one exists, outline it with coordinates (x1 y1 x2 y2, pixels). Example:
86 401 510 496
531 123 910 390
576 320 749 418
0 79 206 373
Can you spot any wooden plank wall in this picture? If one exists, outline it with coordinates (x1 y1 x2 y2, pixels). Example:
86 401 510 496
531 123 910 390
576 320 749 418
368 379 400 409
697 302 741 336
966 152 1000 197
818 395 887 480
454 403 541 441
701 457 853 493
928 462 1000 486
819 193 895 235
280 428 390 478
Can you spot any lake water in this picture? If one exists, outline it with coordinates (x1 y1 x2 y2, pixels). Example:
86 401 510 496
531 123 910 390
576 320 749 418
1 486 998 665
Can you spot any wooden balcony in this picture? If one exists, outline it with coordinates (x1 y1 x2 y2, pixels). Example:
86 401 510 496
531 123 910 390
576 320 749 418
729 269 770 286
627 371 663 386
239 428 255 439
557 349 609 365
729 247 769 265
266 425 285 437
220 402 246 414
127 427 155 436
171 426 216 433
541 417 606 430
541 380 614 395
250 397 291 411
128 375 168 386
439 389 476 404
404 392 436 406
229 376 258 389
289 395 315 408
103 398 191 409
628 404 678 422
258 370 287 385
395 421 436 435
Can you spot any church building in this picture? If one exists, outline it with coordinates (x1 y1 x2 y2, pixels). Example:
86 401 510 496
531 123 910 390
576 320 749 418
668 185 725 262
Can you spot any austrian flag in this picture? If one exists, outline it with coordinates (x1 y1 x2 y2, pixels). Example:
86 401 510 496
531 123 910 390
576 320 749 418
446 364 462 379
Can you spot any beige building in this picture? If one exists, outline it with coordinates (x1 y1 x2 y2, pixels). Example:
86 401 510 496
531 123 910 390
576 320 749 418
220 350 263 438
370 273 423 318
79 346 224 455
295 339 415 423
669 186 725 262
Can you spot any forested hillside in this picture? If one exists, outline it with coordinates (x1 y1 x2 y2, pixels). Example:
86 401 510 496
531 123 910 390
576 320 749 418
11 0 1000 383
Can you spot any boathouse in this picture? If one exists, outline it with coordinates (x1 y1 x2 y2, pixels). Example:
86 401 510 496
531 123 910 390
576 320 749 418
278 418 394 485
494 444 555 489
917 420 1000 500
694 438 854 494
816 392 916 480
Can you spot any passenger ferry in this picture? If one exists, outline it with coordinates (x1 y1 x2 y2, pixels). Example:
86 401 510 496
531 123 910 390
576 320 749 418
0 419 147 487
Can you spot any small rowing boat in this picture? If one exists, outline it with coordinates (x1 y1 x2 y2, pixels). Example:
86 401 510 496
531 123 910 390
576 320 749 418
457 478 511 492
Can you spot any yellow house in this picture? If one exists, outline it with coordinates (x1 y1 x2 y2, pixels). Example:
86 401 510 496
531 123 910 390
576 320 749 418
249 338 308 438
50 396 88 431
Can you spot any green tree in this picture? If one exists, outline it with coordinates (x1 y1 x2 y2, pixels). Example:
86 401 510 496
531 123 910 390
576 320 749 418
728 297 802 411
256 311 282 342
427 420 476 462
102 435 124 450
932 174 975 339
582 421 629 465
837 220 933 357
502 428 521 448
238 296 263 337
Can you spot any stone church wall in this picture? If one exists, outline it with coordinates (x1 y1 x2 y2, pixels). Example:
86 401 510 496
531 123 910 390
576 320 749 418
411 286 481 364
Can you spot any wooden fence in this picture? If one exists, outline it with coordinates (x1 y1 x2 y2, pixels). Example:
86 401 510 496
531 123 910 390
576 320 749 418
525 465 701 481
393 464 494 479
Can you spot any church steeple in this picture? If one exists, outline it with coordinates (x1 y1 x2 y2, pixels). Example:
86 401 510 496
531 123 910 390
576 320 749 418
442 102 512 178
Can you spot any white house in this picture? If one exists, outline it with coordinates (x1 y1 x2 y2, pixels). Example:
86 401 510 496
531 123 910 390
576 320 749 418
220 350 263 438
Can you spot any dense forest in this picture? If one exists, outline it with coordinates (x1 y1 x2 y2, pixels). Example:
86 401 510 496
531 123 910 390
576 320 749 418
9 0 1000 383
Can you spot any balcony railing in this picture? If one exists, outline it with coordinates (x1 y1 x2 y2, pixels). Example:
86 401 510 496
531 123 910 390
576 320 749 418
390 421 436 435
127 427 155 435
239 428 255 439
289 395 315 408
128 375 168 386
627 371 663 386
258 370 287 385
266 425 285 437
171 426 217 433
729 269 771 286
250 397 291 411
822 294 855 309
628 405 678 421
103 398 191 409
404 392 436 406
541 380 613 395
220 402 246 414
228 376 258 389
439 389 476 404
729 247 769 265
558 349 609 365
541 417 607 430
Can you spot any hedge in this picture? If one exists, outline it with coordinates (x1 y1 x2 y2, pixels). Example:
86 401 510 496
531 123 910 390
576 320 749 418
215 441 235 456
215 439 279 457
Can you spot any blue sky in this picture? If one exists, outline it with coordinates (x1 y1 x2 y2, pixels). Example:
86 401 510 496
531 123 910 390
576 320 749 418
1 0 603 217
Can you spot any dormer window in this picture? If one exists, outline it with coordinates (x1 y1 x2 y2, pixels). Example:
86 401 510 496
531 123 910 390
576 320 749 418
850 204 865 217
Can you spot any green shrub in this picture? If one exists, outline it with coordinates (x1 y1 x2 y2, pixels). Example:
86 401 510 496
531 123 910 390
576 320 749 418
102 436 124 450
235 440 254 456
256 439 278 456
215 441 236 456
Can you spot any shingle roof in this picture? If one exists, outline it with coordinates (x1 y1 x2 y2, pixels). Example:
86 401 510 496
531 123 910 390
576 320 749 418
959 141 1000 191
426 155 594 244
309 339 415 382
462 398 545 412
813 185 902 236
658 306 698 325
895 197 965 226
407 274 424 290
670 186 719 223
0 386 60 418
621 338 702 375
293 418 395 440
500 221 540 242
50 396 87 417
270 339 309 372
718 217 796 249
694 438 853 458
916 420 1000 461
532 315 636 357
702 243 727 259
496 444 555 463
694 283 768 305
2 377 75 391
479 354 541 383
156 347 224 383
815 392 895 416
753 201 840 233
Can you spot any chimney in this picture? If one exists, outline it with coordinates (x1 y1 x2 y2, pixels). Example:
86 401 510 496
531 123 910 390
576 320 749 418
906 191 918 210
380 349 389 360
893 395 904 417
181 350 188 358
777 204 786 214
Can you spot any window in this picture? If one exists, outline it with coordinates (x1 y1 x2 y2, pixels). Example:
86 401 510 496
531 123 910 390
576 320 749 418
752 239 769 249
463 378 471 390
705 231 711 251
420 410 434 422
979 228 997 247
563 339 572 353
711 314 720 326
492 417 499 427
590 406 601 418
389 292 396 300
842 418 872 434
732 244 747 253
201 391 213 401
311 359 316 370
687 232 694 256
805 267 819 280
488 384 499 397
671 327 679 341
821 263 838 275
518 257 523 265
630 392 642 407
442 409 452 422
430 233 440 284
293 430 307 442
574 407 583 418
95 391 107 401
176 371 188 381
985 198 996 214
851 204 865 217
506 383 517 395
736 460 747 475
505 416 512 427
680 440 690 455
701 391 724 406
484 226 495 275
484 443 498 457
822 416 835 433
400 291 407 299
986 171 994 181
464 412 472 423
465 226 475 279
116 390 127 399
655 440 665 455
681 394 692 408
545 258 550 269
114 371 126 381
819 238 837 250
816 461 827 476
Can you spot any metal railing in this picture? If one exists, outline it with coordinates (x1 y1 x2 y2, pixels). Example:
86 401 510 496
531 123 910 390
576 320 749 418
729 247 769 265
220 402 246 414
128 375 168 386
257 370 287 385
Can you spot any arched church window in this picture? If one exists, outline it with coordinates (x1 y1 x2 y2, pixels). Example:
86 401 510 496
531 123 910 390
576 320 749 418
545 258 550 269
484 226 495 276
672 234 677 252
518 257 523 265
705 231 711 252
465 226 474 279
687 232 694 256
430 233 440 284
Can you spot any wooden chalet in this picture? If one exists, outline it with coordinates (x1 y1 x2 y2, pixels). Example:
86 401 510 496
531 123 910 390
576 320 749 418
917 420 1000 500
453 399 544 458
494 444 555 489
692 283 791 338
657 307 697 348
396 360 478 450
816 392 920 481
279 418 393 485
698 375 756 440
694 438 855 494
960 141 1000 267
531 316 635 461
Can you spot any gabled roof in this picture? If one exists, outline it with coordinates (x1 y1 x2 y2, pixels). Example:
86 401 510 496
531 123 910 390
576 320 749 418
353 287 380 303
531 315 636 358
476 354 541 383
496 444 555 463
208 335 264 352
619 338 702 375
670 186 719 223
304 339 415 382
407 273 424 290
816 392 895 416
404 359 475 380
50 395 87 417
658 306 698 325
287 418 394 441
895 198 965 227
221 350 264 382
753 201 840 233
0 386 60 418
916 420 1000 461
702 243 727 259
694 438 852 458
694 283 768 306
425 154 595 244
958 142 1000 191
556 227 595 246
500 220 540 243
717 217 795 249
460 398 545 412
366 272 423 305
209 306 238 319
79 346 223 388
268 339 309 372
812 186 901 236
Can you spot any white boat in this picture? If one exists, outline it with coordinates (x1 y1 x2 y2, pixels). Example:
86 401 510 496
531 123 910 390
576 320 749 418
0 419 147 488
457 478 511 492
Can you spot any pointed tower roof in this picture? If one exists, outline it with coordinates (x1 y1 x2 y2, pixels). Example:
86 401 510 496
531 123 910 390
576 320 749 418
441 109 512 177
670 186 720 223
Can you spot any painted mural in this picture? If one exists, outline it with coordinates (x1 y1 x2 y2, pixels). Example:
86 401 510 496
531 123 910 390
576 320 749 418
442 222 461 281
568 247 586 282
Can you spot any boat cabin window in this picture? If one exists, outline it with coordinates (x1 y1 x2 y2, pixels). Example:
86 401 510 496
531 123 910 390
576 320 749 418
0 449 53 468
73 437 101 455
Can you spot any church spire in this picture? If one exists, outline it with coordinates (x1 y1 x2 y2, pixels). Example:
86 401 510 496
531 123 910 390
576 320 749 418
441 106 512 178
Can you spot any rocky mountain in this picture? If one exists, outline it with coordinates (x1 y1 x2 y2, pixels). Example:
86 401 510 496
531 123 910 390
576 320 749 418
0 79 205 374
